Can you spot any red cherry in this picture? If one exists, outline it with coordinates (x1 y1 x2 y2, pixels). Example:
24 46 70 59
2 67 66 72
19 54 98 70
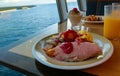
73 8 78 13
60 42 73 54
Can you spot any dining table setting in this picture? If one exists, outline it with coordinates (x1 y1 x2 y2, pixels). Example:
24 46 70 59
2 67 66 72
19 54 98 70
0 4 120 76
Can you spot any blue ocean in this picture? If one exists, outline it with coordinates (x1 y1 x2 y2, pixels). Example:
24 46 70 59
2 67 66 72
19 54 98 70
0 2 76 76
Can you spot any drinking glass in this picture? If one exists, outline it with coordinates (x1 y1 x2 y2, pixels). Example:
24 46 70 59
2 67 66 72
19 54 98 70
80 10 86 25
68 12 83 27
104 5 120 40
71 25 89 32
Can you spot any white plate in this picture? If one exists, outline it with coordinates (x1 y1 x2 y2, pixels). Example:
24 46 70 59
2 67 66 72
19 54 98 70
84 16 104 24
32 33 113 70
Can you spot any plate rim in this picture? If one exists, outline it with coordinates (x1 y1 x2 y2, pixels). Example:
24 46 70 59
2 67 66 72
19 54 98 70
32 33 113 70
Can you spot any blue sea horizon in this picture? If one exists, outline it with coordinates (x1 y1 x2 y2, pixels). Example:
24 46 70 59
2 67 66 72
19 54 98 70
0 2 76 76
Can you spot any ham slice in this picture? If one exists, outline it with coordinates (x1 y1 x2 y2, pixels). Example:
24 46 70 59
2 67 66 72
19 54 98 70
54 42 102 62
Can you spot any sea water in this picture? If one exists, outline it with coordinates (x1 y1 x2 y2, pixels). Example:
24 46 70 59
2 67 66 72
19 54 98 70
0 2 76 76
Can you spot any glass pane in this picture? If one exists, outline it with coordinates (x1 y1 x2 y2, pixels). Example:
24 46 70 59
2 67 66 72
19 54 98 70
66 0 78 12
0 0 59 76
0 0 59 47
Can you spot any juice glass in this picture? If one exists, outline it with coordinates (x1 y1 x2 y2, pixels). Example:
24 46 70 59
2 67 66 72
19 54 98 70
104 5 120 40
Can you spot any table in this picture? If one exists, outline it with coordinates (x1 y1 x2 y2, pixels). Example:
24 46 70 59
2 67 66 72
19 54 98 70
0 20 120 76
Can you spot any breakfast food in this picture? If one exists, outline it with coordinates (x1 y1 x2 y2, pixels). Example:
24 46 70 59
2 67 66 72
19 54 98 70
54 42 102 61
68 8 82 26
85 15 102 21
43 29 102 62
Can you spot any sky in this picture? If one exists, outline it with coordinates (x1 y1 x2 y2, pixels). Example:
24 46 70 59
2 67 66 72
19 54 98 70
0 0 76 7
0 0 75 4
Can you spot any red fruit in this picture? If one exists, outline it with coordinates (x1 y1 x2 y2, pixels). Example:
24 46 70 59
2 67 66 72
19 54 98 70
60 42 73 54
63 30 78 42
73 8 79 13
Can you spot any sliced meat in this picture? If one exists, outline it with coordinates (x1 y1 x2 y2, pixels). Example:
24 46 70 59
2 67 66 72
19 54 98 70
54 42 102 62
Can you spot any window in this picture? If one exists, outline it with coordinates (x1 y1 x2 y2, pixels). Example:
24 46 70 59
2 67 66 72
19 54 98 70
0 0 59 47
67 0 79 11
0 0 59 76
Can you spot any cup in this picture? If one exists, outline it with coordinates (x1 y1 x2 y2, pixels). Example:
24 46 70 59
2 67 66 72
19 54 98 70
71 25 90 32
68 13 82 26
104 5 120 40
